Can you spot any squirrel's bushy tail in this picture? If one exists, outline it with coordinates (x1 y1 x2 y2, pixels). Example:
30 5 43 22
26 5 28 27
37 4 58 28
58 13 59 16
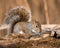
4 6 32 24
3 6 32 36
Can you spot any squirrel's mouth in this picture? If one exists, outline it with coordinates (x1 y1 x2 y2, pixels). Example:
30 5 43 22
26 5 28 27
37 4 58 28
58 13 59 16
32 29 41 36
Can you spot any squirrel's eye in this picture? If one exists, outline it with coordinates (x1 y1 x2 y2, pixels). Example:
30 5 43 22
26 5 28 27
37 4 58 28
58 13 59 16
36 26 38 28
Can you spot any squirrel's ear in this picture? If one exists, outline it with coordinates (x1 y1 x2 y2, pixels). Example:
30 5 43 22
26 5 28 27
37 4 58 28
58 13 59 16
34 20 38 23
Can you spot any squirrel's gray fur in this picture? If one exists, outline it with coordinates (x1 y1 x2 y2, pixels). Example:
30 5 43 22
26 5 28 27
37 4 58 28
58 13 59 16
13 21 41 36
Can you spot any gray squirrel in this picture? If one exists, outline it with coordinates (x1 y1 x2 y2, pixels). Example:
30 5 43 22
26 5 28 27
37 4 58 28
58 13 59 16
2 6 41 37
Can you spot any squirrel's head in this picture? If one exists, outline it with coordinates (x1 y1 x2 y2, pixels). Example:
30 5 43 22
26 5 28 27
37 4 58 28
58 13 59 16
31 20 41 35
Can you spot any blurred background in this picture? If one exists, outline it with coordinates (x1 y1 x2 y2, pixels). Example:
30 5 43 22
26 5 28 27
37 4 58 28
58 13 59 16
0 0 60 25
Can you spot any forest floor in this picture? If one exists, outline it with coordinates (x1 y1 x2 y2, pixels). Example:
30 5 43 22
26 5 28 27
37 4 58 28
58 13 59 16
0 34 60 48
